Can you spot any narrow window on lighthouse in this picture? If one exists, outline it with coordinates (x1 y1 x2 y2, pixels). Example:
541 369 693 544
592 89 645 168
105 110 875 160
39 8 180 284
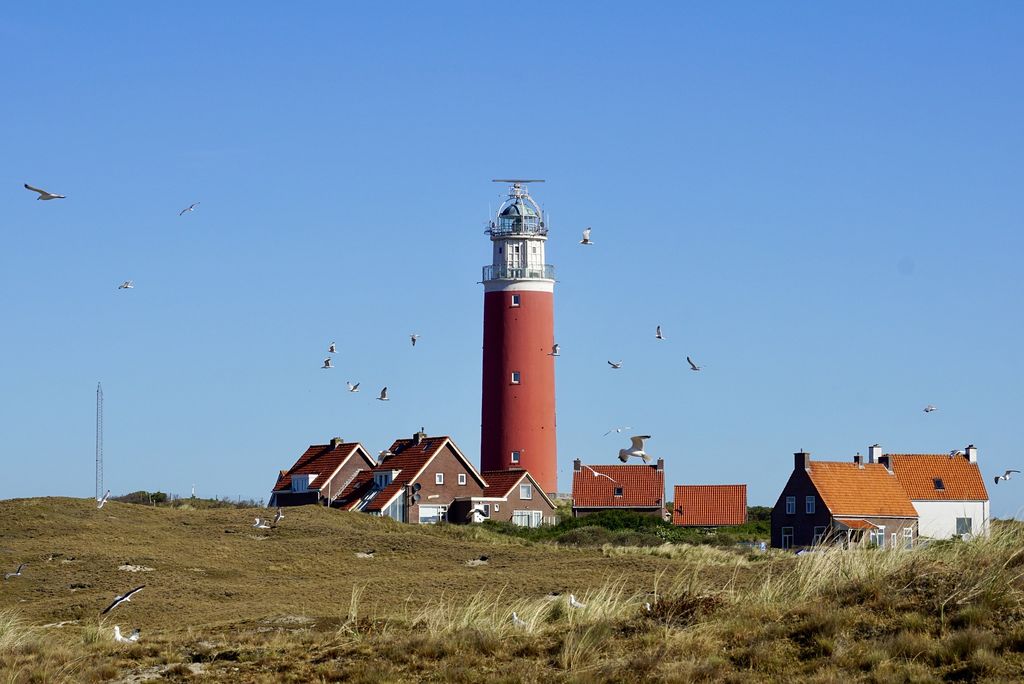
511 371 521 384
511 451 521 464
511 294 520 307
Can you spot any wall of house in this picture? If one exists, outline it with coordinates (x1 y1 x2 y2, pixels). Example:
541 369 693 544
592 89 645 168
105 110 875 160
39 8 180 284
497 480 555 524
913 500 989 539
770 470 832 548
320 455 374 503
270 491 319 507
406 443 485 524
833 517 918 549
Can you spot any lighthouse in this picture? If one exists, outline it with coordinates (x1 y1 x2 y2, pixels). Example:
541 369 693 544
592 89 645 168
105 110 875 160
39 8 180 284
480 179 558 494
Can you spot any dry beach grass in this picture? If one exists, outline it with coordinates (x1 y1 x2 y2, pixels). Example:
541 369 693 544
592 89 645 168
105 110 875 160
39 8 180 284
1 498 1022 681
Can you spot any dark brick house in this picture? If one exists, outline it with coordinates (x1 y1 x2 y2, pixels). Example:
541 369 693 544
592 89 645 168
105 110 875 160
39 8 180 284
269 438 377 507
571 458 665 518
771 451 918 550
450 468 557 526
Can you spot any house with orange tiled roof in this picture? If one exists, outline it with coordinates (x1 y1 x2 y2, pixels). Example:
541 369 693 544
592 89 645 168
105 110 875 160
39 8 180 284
771 450 919 550
571 458 666 518
869 443 990 540
269 437 377 507
331 430 487 524
450 468 557 526
672 485 747 527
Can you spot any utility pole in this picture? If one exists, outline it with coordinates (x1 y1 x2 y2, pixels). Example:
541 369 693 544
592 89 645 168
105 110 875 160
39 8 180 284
96 383 104 502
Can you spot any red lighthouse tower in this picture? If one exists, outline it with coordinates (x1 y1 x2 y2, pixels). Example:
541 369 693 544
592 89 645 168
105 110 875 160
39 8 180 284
480 180 557 494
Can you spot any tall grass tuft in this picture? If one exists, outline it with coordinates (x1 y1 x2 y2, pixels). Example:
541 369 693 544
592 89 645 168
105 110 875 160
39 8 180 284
0 610 31 654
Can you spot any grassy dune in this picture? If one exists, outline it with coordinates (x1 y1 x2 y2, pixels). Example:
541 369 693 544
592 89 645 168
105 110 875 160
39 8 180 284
1 498 1022 682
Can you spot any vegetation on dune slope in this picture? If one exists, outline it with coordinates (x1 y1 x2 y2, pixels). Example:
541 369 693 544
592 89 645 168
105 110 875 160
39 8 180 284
0 498 1022 682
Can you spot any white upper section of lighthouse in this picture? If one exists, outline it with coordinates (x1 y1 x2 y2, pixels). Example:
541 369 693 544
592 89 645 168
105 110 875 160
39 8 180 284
482 180 555 293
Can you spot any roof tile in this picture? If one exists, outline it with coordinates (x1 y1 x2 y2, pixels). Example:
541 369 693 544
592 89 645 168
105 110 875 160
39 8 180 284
572 464 664 509
672 485 747 526
807 461 918 518
887 454 989 501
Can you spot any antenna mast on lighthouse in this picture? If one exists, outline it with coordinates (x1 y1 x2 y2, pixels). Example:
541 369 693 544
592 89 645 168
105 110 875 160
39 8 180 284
96 382 103 502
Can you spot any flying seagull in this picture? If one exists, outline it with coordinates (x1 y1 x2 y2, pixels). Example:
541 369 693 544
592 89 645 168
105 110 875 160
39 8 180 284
581 464 617 483
322 358 333 369
272 508 284 526
100 586 145 615
569 594 586 609
410 334 419 347
118 281 134 290
579 227 593 245
603 426 631 437
97 489 111 509
511 612 528 627
178 202 199 216
377 387 389 401
655 326 665 340
113 626 140 643
24 183 65 200
923 405 938 413
994 470 1020 484
608 360 623 369
549 344 560 356
253 517 271 529
328 342 336 354
686 356 702 372
346 381 360 393
619 435 653 463
4 563 26 580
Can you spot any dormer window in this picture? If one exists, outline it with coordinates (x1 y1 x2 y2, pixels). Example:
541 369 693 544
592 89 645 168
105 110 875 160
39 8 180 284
614 487 624 497
291 474 310 492
933 478 945 491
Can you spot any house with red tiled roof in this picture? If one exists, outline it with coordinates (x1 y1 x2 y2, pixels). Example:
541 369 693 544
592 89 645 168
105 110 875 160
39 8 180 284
771 451 919 550
332 430 487 524
869 443 990 540
571 458 666 518
450 469 557 526
672 485 747 527
269 438 377 507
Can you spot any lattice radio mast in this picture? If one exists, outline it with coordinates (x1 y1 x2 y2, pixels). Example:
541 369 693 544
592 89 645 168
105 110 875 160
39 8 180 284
96 382 103 502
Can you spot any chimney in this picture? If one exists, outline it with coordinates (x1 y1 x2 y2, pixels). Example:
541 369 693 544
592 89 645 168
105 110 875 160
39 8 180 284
853 453 864 468
330 437 344 448
413 428 426 445
966 444 978 464
794 450 810 471
867 444 882 464
878 455 893 474
573 458 582 472
656 458 664 471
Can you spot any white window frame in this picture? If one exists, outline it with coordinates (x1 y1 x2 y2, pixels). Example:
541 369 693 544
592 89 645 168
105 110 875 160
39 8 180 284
458 473 467 486
785 496 795 515
805 496 815 514
481 503 490 518
511 451 521 464
494 503 500 512
511 371 521 384
418 504 447 525
903 527 914 549
520 483 533 500
781 527 794 550
614 487 624 497
435 473 444 485
510 294 520 307
956 517 972 536
812 526 826 546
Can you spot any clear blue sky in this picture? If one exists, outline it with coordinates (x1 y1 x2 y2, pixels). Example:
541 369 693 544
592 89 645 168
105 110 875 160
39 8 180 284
3 3 1022 517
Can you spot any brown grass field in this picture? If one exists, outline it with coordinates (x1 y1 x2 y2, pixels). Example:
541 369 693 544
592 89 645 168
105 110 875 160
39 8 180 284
1 498 1022 682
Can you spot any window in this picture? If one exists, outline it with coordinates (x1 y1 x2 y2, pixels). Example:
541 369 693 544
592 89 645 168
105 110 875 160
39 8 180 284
458 473 467 486
520 484 533 500
494 503 500 512
512 510 544 528
511 371 521 384
869 527 886 548
418 504 447 524
956 517 972 537
812 526 826 546
805 496 816 514
933 478 945 491
511 451 521 464
435 473 444 485
481 503 490 517
292 474 309 492
511 294 520 307
903 527 914 549
781 527 794 550
785 496 796 514
614 487 624 497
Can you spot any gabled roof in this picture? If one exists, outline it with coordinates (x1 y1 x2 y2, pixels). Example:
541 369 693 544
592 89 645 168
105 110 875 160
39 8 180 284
806 461 918 518
572 464 664 509
673 485 747 526
272 441 376 493
834 518 879 530
363 436 485 513
887 454 989 501
480 469 556 508
334 470 375 510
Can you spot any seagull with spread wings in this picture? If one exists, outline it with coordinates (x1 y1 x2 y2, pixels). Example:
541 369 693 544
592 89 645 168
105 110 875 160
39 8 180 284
24 183 65 200
113 626 140 643
580 464 618 483
328 342 336 354
97 490 111 509
603 426 631 437
608 360 622 369
410 334 419 347
549 344 560 356
994 469 1020 484
253 517 271 529
4 563 26 580
377 387 389 401
101 586 145 615
346 381 360 393
655 326 665 340
118 281 134 290
322 358 333 369
924 405 938 413
686 356 702 372
619 435 653 463
272 508 284 526
579 227 593 245
178 202 199 216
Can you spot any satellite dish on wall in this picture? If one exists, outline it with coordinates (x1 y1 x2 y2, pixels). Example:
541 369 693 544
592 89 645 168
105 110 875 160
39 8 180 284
413 483 421 492
413 493 421 503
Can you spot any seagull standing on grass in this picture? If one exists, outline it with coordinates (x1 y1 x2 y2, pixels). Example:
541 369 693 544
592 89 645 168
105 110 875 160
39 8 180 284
377 387 389 401
97 490 111 509
686 356 702 371
4 563 26 580
579 227 593 245
322 358 333 369
24 183 65 200
101 586 145 615
511 612 527 627
924 405 937 413
655 326 665 340
346 381 360 393
619 435 653 463
569 594 586 609
178 202 199 216
118 281 134 290
994 470 1020 484
113 626 140 643
608 360 623 369
253 517 271 529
